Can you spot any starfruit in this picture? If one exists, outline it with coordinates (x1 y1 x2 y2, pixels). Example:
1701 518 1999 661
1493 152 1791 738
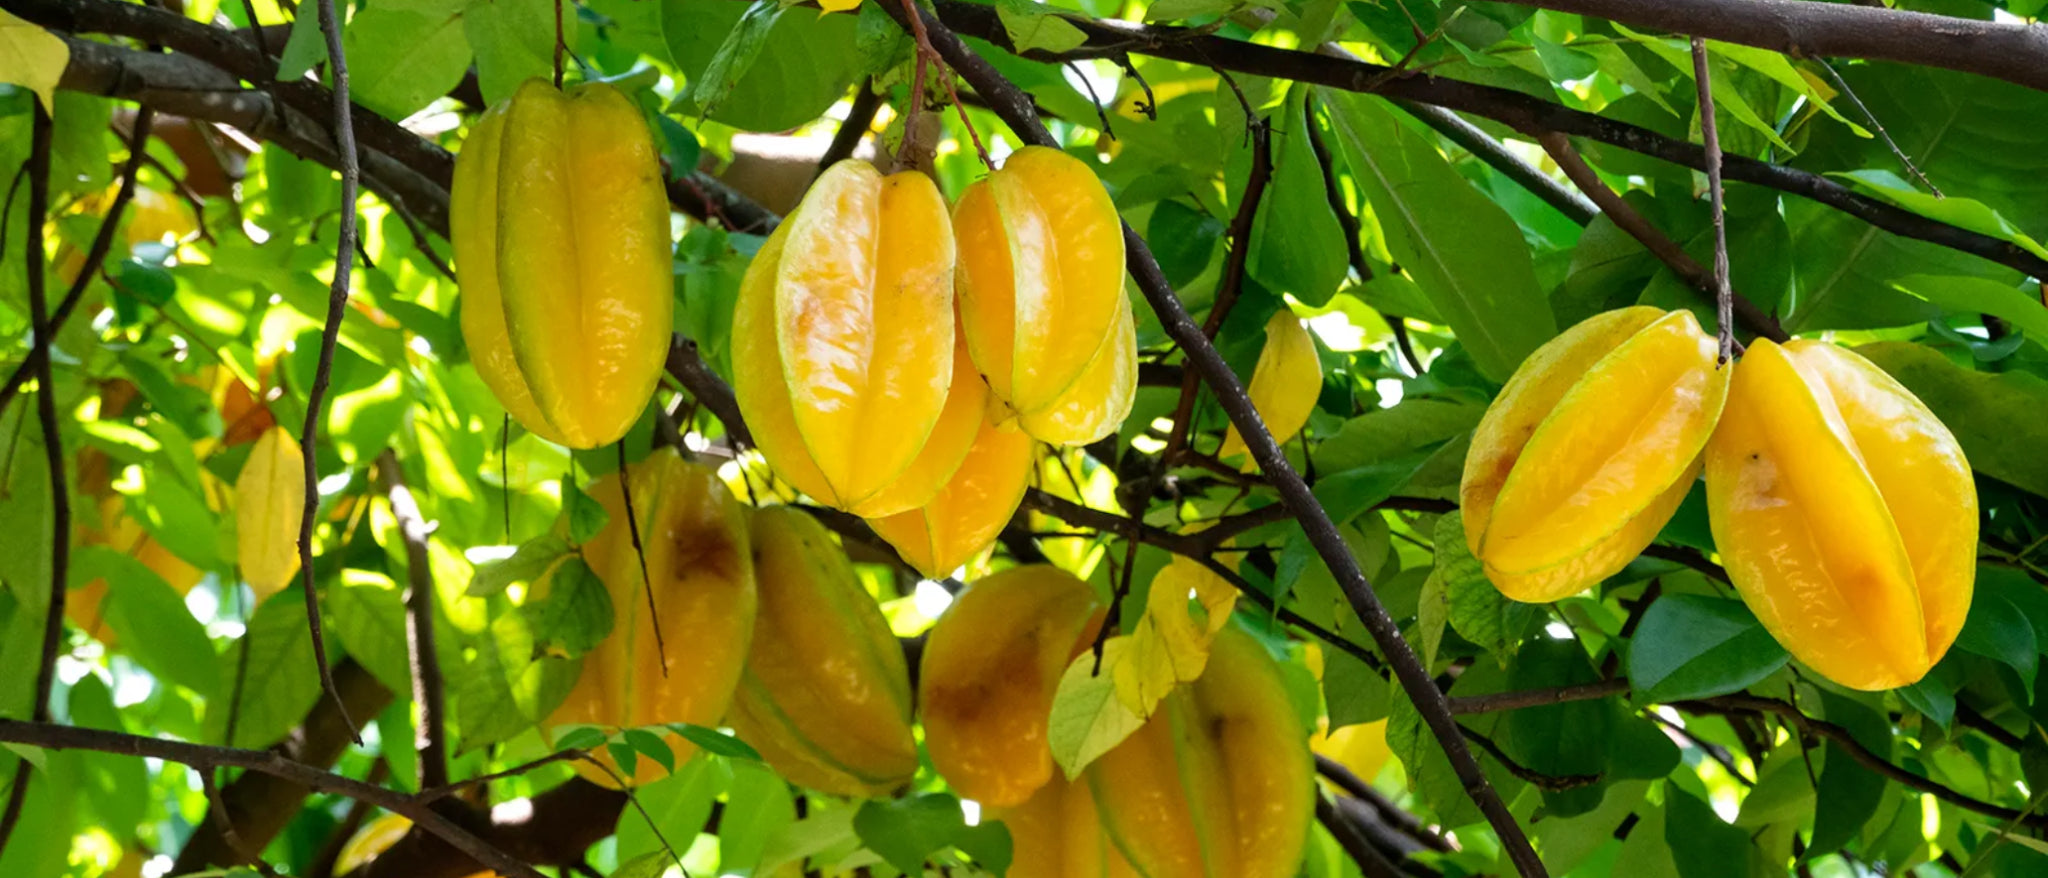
920 565 1105 807
452 78 672 449
727 506 918 797
1461 307 1729 603
845 329 987 519
1218 309 1322 467
998 772 1139 878
1705 339 1976 691
236 426 305 600
547 448 756 787
1086 626 1312 878
954 146 1134 445
732 160 958 511
865 410 1037 579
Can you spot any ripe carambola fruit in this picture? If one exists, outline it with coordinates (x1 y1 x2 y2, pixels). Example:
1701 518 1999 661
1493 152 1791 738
732 160 957 511
236 425 306 601
1461 307 1729 603
954 146 1135 446
548 448 756 787
1086 626 1312 878
865 407 1036 578
1706 339 1976 691
999 772 1139 878
1218 310 1322 467
452 78 672 449
726 506 917 797
920 565 1105 807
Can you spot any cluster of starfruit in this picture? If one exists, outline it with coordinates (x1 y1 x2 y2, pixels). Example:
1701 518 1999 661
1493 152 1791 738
1461 306 1977 690
733 147 1137 578
921 566 1313 878
540 449 918 793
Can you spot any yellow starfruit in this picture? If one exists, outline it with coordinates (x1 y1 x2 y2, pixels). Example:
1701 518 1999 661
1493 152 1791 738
547 448 756 787
921 565 1105 808
1461 307 1729 603
1705 339 1976 691
865 411 1037 579
732 160 958 511
1219 310 1322 467
1086 626 1312 878
452 78 672 449
954 145 1133 445
236 425 305 600
998 772 1140 878
727 506 918 797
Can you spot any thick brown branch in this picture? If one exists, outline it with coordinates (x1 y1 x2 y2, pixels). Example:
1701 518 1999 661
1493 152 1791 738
1499 0 2048 95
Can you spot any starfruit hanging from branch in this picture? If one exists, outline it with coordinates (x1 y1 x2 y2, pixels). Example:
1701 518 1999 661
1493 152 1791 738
1218 309 1323 468
920 565 1105 808
727 506 918 797
547 449 756 787
865 407 1037 579
1705 339 1976 691
1086 626 1313 878
1461 307 1729 603
452 78 672 449
954 145 1135 446
732 160 959 512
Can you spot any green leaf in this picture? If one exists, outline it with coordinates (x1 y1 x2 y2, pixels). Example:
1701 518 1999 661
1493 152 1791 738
1319 89 1556 382
1832 170 2048 260
326 572 413 696
854 793 1012 876
275 5 326 81
995 0 1088 55
1415 570 1447 670
467 534 572 597
207 586 322 749
0 409 53 614
463 0 552 106
1323 643 1389 728
624 727 676 775
564 479 610 546
342 6 473 120
611 851 677 878
719 760 797 875
74 547 218 698
1312 401 1483 476
521 557 615 659
1627 594 1788 704
1856 341 2048 500
663 0 859 132
1246 88 1349 307
683 0 784 119
1146 200 1224 290
1048 638 1147 779
1664 787 1755 878
1896 674 1955 729
1309 444 1438 526
554 725 608 753
1499 636 1610 815
671 723 763 761
1953 586 2037 692
1434 511 1539 664
1808 691 1891 858
616 756 727 864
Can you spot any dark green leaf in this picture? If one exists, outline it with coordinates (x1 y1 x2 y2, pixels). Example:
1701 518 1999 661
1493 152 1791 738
624 727 676 776
1627 594 1788 704
1146 200 1224 290
1435 511 1541 664
854 793 1011 876
521 557 615 659
672 723 764 761
1954 587 2037 692
664 0 859 132
1319 89 1557 382
1663 787 1754 878
554 725 609 753
1246 88 1349 307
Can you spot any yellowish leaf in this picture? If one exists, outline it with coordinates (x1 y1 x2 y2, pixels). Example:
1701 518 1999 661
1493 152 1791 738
0 9 70 113
236 426 306 600
1047 636 1147 779
1111 556 1239 717
1220 310 1323 467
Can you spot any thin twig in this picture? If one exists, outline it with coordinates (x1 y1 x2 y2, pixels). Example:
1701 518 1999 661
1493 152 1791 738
377 450 448 790
1462 727 1602 792
301 0 365 744
0 110 159 421
553 0 566 89
415 749 590 805
0 103 68 868
896 0 992 168
1114 54 1155 119
818 79 881 178
1814 58 1940 197
1066 61 1117 138
615 441 669 676
1690 37 1735 365
1305 94 1420 374
1536 131 1784 344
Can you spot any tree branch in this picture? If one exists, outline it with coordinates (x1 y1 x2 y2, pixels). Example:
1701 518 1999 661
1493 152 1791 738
877 4 1546 873
0 719 550 878
376 450 449 790
1499 0 2048 95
